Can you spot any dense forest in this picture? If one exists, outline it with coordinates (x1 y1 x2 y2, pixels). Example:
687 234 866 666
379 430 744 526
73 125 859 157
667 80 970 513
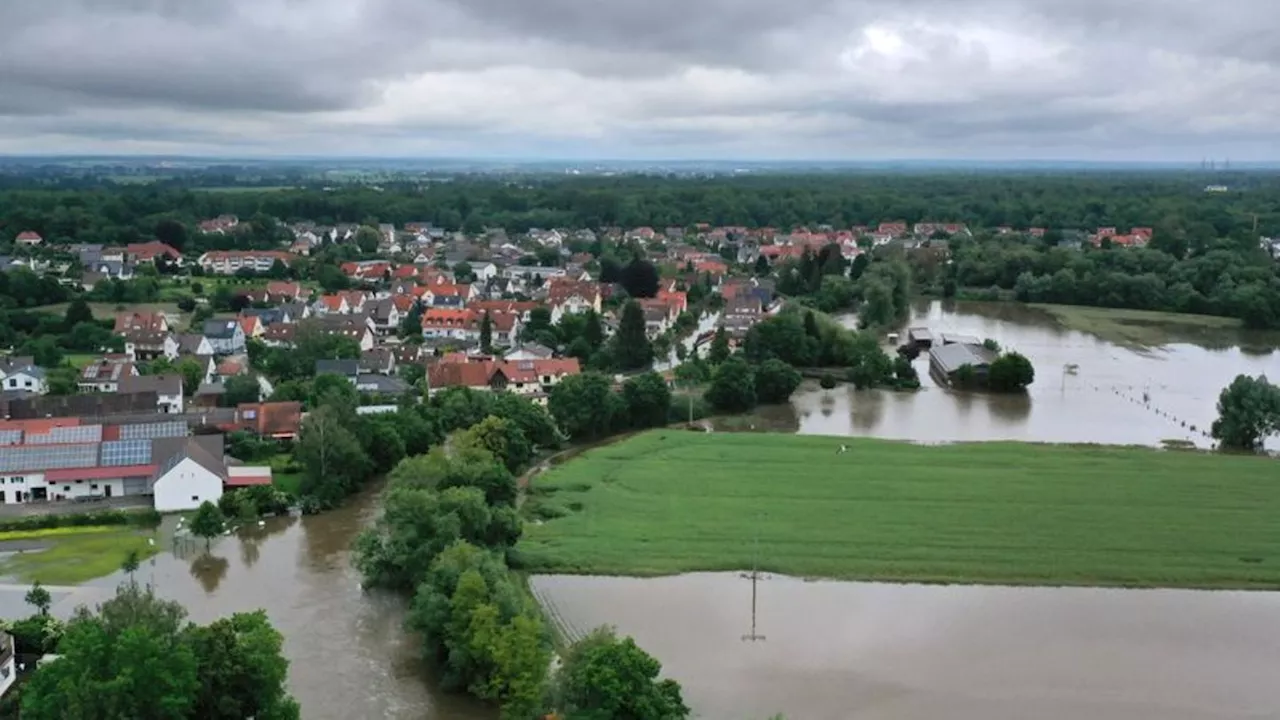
2 172 1280 245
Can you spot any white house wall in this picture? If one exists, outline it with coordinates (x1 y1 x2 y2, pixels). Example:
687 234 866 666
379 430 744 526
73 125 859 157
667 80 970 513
153 458 223 512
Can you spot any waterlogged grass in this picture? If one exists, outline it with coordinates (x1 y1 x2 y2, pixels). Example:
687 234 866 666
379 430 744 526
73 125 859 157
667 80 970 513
0 525 121 542
0 528 159 585
1031 303 1244 347
519 431 1280 589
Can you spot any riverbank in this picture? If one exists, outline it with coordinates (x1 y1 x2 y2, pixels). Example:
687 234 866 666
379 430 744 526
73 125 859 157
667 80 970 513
0 525 159 584
518 430 1280 589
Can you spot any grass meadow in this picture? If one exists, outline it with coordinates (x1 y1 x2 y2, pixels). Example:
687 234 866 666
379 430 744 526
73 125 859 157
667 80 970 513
0 527 159 585
519 430 1280 588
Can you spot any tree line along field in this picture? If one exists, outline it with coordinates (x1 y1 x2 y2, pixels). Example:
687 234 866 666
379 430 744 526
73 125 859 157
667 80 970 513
518 431 1280 589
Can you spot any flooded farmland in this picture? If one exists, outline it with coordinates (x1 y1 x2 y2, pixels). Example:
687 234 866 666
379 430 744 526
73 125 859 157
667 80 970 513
532 573 1280 720
726 300 1279 450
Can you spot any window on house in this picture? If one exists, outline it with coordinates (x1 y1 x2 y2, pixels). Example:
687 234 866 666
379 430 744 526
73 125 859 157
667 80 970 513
6 379 14 388
91 484 98 490
191 495 199 502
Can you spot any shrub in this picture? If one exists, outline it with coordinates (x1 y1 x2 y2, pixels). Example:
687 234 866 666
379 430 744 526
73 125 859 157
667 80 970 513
819 372 838 390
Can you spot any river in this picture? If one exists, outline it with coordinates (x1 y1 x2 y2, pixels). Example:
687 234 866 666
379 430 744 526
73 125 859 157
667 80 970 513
7 300 1277 719
17 487 495 720
726 300 1279 450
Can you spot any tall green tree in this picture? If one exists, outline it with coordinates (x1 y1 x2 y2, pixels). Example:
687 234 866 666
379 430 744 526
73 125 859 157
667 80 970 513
296 405 370 508
186 611 301 720
550 627 689 720
708 325 730 364
20 584 200 720
189 501 226 549
612 300 654 371
480 311 494 353
753 359 803 404
1211 375 1280 452
987 352 1036 393
705 356 757 413
25 580 52 616
623 372 673 429
549 372 628 441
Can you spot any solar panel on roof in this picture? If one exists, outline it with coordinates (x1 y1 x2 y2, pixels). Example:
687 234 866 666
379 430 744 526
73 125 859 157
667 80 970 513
0 430 22 447
25 425 103 445
0 444 98 473
100 439 151 467
119 421 187 441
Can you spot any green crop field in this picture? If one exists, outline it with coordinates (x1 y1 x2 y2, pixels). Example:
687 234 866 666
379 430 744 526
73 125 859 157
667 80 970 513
519 431 1280 589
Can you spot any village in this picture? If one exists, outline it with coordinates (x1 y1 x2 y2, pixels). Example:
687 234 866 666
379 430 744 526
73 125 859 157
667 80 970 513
0 215 1180 520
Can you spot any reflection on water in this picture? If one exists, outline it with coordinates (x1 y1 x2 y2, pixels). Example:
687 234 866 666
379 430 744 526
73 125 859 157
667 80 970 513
38 487 496 720
725 301 1278 450
533 573 1280 720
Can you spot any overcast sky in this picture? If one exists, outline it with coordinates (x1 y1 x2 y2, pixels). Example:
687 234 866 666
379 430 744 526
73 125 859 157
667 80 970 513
2 0 1278 160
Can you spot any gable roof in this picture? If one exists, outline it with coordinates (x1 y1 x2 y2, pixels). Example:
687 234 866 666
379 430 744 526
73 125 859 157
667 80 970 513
203 319 241 339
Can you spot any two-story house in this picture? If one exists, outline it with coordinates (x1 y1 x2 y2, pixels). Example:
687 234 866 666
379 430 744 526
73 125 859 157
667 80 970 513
203 320 246 355
118 373 185 414
0 357 47 396
78 356 137 393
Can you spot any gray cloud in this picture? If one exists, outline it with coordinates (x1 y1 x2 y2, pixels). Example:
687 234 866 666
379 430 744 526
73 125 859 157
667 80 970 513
0 0 1277 158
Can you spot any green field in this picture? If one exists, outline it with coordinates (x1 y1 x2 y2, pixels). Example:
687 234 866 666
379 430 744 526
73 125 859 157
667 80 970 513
1031 303 1248 347
519 431 1280 589
0 527 159 585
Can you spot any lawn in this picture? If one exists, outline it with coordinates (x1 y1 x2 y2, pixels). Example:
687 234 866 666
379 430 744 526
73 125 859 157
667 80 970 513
267 454 304 496
519 430 1280 589
1031 303 1248 347
0 527 160 585
37 301 185 323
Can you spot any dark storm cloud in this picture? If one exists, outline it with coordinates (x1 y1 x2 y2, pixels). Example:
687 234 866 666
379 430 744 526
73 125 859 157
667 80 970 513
0 0 1277 157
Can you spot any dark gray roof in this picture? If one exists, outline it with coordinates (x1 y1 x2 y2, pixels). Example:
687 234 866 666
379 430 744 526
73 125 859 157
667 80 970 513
355 374 410 394
175 334 208 355
118 374 182 396
316 359 359 377
929 343 998 374
241 308 288 326
203 319 241 339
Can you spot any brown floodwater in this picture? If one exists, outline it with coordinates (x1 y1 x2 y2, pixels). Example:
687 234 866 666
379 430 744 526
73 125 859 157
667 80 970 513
532 573 1280 720
32 486 495 720
725 301 1279 450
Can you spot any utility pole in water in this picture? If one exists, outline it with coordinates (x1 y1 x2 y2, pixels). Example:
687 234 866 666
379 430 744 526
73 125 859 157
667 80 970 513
742 526 766 642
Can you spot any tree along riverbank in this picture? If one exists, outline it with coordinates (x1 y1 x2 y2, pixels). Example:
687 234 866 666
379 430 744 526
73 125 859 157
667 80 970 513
518 430 1280 589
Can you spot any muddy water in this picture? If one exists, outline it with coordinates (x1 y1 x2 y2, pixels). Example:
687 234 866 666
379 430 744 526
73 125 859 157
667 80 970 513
533 573 1280 720
37 487 494 720
733 301 1279 449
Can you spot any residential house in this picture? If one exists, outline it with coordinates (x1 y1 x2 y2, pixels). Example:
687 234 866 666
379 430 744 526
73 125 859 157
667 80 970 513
261 323 297 348
114 311 169 335
151 436 227 512
221 402 303 441
203 319 246 355
125 241 182 265
265 281 307 303
0 357 46 396
199 215 240 234
359 348 397 376
424 283 472 308
15 231 42 247
238 315 264 340
502 265 566 282
505 343 555 361
78 356 137 393
547 280 602 323
240 307 292 328
316 359 359 384
216 358 247 383
197 250 297 275
469 300 541 322
355 374 412 396
122 330 178 362
421 308 479 342
368 298 403 335
0 632 13 698
426 357 580 404
311 316 376 351
316 294 351 315
118 374 185 414
175 333 214 358
640 303 672 337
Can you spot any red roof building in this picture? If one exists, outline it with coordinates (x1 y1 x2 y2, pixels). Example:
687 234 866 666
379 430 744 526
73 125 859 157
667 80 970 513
125 241 182 263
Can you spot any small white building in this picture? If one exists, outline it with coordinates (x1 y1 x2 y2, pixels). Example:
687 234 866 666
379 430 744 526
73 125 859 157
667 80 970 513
152 448 225 513
0 633 14 699
0 365 46 395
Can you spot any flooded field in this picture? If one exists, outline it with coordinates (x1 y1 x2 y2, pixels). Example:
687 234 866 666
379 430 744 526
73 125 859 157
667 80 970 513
533 573 1280 720
0 487 493 720
727 301 1278 450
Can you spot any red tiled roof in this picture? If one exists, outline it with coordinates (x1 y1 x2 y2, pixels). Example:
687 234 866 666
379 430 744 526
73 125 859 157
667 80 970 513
45 465 156 482
126 241 181 261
